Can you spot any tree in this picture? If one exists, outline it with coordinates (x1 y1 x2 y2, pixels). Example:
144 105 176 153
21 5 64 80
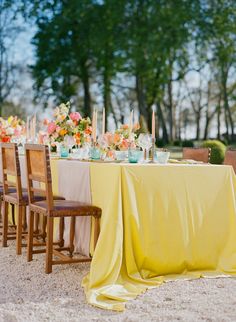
0 0 25 115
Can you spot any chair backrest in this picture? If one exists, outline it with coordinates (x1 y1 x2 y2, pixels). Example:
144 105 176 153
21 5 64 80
182 147 211 163
25 144 54 210
0 142 23 200
223 149 236 173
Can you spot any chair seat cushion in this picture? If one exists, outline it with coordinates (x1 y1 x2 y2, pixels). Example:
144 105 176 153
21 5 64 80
0 186 20 195
4 191 65 205
31 200 102 217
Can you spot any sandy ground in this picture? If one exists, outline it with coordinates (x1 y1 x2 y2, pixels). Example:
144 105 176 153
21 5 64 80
0 242 236 322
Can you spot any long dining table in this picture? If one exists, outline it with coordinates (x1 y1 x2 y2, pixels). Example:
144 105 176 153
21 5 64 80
46 159 236 311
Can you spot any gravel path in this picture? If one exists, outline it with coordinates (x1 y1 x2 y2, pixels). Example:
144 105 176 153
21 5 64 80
0 242 236 322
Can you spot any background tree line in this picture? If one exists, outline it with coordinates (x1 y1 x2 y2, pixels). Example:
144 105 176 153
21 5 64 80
1 0 236 143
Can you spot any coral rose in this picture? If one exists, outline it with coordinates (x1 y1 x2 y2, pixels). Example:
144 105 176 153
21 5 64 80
47 122 57 135
70 112 82 122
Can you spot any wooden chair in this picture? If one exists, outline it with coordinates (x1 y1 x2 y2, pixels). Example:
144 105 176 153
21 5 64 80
223 149 236 174
0 143 64 255
25 144 102 274
0 185 18 242
182 147 211 163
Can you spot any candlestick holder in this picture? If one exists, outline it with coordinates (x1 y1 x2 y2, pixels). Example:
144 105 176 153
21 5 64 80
151 137 156 163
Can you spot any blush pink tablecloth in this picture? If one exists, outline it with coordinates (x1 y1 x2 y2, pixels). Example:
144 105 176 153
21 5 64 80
57 160 91 257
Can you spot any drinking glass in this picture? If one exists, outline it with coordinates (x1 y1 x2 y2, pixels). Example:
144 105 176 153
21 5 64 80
137 133 152 162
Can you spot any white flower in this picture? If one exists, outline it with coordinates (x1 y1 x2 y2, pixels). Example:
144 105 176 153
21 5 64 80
59 103 69 115
66 119 73 126
6 127 14 135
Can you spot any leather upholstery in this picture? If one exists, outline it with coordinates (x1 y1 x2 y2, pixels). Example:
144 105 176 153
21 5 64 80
4 191 64 205
224 149 236 174
182 148 211 163
30 200 102 218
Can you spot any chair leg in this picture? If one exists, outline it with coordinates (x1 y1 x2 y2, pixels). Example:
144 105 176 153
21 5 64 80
16 205 23 255
93 217 100 250
59 217 64 248
69 216 75 257
34 213 39 235
22 206 27 231
11 203 15 226
0 197 2 224
45 216 54 274
42 216 47 242
27 210 34 262
2 201 9 247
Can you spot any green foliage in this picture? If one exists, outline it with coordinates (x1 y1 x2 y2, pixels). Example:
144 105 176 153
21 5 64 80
182 140 194 148
202 140 226 164
173 140 181 147
20 0 236 142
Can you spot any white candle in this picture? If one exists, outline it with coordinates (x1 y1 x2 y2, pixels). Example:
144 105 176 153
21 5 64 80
102 108 105 135
92 110 95 142
33 114 37 139
129 110 133 136
94 110 97 142
152 109 155 139
26 116 30 141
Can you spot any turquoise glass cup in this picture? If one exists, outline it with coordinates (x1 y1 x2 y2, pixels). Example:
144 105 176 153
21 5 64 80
90 147 101 160
128 148 142 163
60 145 69 158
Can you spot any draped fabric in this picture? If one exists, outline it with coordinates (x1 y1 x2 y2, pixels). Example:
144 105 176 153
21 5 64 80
82 163 236 311
57 160 91 257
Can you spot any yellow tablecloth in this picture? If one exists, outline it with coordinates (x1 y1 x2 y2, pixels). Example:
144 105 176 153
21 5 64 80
82 163 236 311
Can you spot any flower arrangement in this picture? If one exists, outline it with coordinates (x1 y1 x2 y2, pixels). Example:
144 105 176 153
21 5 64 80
44 102 92 147
102 123 140 151
0 116 25 142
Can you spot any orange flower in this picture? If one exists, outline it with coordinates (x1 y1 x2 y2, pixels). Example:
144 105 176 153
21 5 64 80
121 124 129 130
107 150 115 159
120 139 129 150
1 136 11 143
59 129 67 136
113 133 121 145
85 126 92 135
74 132 81 145
133 123 140 131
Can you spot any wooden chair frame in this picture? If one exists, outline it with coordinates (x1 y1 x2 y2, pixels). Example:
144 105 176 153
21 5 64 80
182 147 211 163
25 144 101 274
223 148 236 174
0 143 27 254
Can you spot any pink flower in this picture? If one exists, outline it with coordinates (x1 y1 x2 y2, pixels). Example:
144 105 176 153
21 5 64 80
104 132 113 145
43 118 50 126
47 122 57 135
14 128 21 137
70 112 82 122
120 139 129 150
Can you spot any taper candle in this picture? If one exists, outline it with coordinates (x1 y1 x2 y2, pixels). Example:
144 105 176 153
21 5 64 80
129 109 133 136
102 108 105 135
26 116 30 141
94 110 97 142
152 109 155 139
92 110 95 142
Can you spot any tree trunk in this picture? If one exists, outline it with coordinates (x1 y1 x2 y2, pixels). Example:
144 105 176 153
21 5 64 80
103 67 113 131
224 106 229 141
157 102 169 144
195 111 201 140
136 74 149 128
203 115 210 140
80 60 91 117
217 101 221 140
223 83 234 140
222 68 234 141
167 80 175 142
